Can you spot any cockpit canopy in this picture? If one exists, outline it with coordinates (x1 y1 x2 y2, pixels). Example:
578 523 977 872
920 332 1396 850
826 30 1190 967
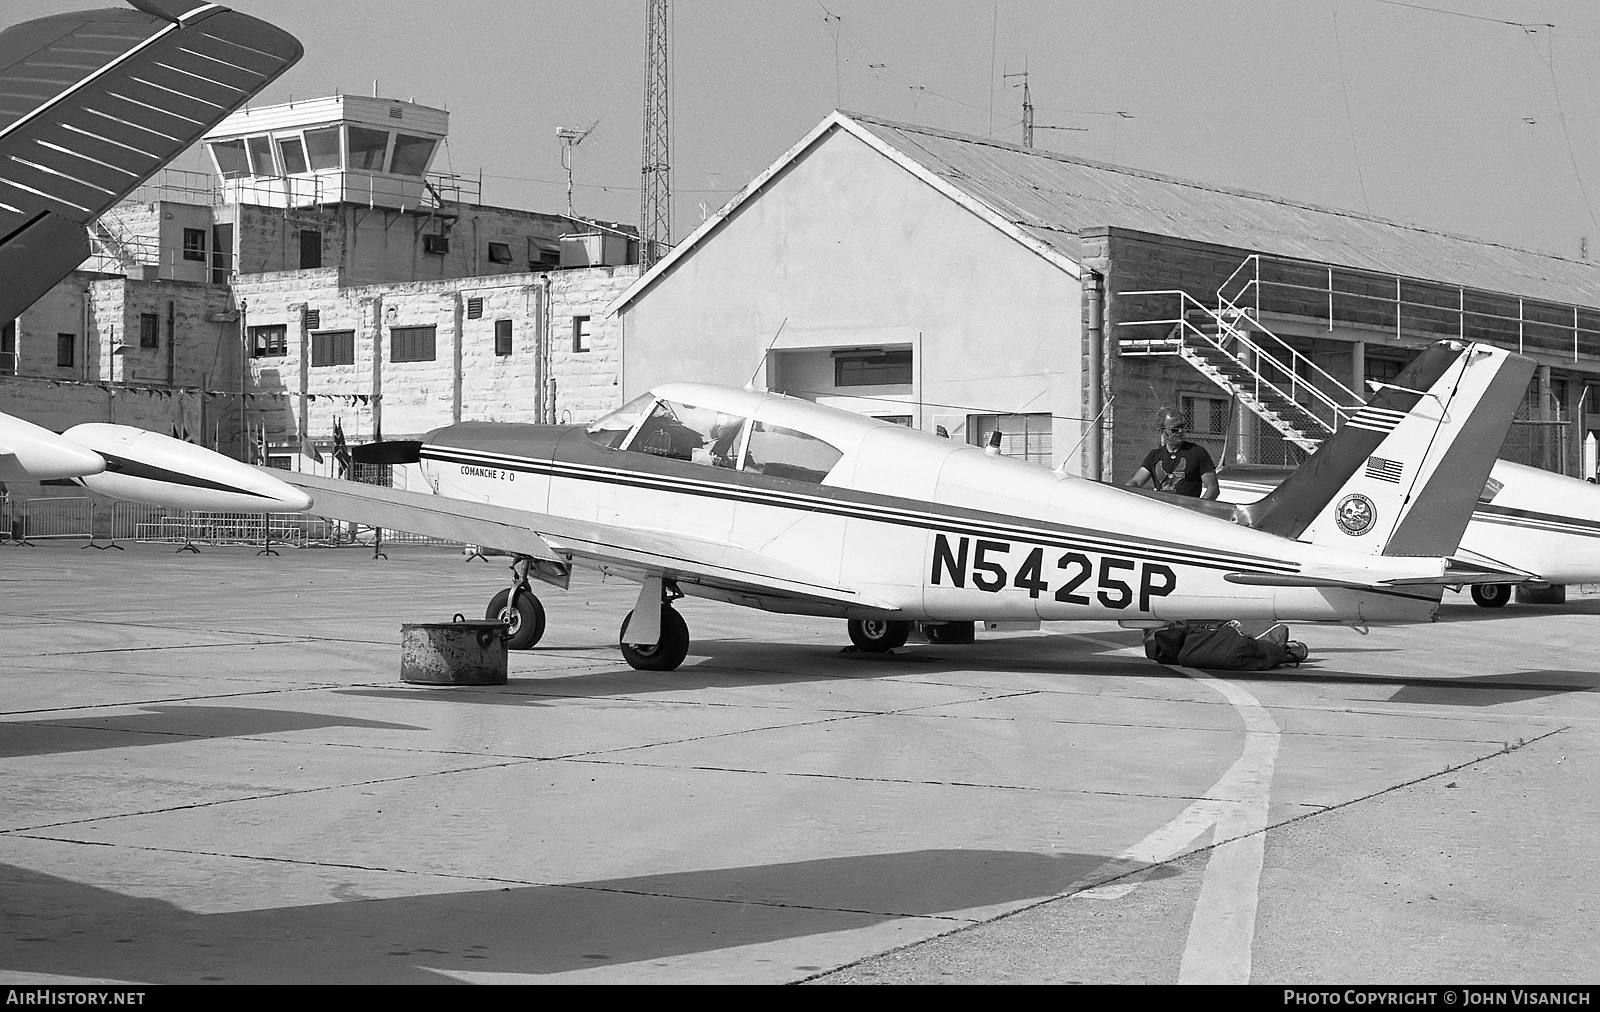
586 391 845 485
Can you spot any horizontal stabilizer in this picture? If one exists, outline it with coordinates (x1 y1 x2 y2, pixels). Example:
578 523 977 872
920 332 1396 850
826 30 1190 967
0 1 301 315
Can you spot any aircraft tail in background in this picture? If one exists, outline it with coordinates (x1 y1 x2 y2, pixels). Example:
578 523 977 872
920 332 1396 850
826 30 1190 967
1240 341 1535 558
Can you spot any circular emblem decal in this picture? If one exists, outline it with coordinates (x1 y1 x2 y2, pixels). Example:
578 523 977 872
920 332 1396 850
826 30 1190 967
1334 493 1377 536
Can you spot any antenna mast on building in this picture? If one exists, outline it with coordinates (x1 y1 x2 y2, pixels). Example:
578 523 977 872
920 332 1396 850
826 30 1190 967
1002 66 1033 148
556 122 596 219
641 0 671 268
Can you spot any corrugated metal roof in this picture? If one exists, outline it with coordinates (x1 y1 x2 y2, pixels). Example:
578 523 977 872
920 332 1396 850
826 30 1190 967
848 113 1600 309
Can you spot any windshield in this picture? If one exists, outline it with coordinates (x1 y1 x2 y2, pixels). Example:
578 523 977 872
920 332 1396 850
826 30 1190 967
585 392 657 449
627 400 746 467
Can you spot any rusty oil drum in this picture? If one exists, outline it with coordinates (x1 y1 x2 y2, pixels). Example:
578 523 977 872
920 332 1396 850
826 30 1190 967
400 614 509 685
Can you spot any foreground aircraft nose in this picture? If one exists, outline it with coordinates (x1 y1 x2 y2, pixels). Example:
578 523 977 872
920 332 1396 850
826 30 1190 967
0 412 107 481
62 424 313 512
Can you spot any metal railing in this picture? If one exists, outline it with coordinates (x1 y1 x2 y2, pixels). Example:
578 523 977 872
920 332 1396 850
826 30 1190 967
1219 253 1600 365
1118 289 1356 447
9 497 94 542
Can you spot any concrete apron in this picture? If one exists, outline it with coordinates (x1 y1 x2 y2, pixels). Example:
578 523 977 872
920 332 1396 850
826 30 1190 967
0 543 1593 983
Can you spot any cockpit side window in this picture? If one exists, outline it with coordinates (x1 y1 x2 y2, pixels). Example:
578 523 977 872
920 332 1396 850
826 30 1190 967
625 400 746 468
743 422 843 483
585 392 657 449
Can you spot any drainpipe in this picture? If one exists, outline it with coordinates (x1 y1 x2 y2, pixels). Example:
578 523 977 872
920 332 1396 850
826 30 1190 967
165 299 175 386
237 298 247 462
1084 271 1104 480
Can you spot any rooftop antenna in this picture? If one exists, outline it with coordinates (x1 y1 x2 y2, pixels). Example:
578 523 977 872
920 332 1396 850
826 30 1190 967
556 121 598 218
1005 64 1091 149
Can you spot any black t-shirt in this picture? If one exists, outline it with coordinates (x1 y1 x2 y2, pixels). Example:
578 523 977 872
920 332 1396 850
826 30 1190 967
1140 441 1215 497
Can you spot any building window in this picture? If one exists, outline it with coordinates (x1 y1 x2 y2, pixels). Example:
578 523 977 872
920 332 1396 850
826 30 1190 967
1179 394 1230 437
486 242 512 264
494 319 512 357
182 228 206 262
423 234 449 255
834 348 911 387
139 313 160 349
390 325 436 363
572 316 591 353
299 229 321 269
1 320 14 376
466 297 483 319
311 330 355 367
967 413 1053 466
56 333 74 368
304 308 320 329
536 247 561 268
250 324 287 357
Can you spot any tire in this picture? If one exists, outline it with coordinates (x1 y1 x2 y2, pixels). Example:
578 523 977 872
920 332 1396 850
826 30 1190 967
619 606 690 671
1470 583 1511 609
487 588 546 649
923 621 976 645
847 618 913 652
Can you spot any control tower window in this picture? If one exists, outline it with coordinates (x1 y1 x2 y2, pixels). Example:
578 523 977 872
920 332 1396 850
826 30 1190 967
305 127 341 171
347 127 390 171
389 134 437 177
278 137 308 174
246 135 277 176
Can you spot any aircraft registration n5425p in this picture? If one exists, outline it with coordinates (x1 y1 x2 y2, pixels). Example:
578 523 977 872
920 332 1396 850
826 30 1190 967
285 340 1535 671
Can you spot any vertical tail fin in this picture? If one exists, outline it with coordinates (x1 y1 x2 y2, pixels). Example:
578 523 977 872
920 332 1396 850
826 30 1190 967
1243 341 1534 556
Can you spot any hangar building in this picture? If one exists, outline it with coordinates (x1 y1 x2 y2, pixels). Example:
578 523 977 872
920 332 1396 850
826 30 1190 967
608 111 1600 482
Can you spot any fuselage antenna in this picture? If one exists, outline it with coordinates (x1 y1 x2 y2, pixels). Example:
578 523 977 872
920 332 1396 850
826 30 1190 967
745 317 789 391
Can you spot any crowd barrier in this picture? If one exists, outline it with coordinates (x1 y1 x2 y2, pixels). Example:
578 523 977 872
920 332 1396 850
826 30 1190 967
0 498 463 550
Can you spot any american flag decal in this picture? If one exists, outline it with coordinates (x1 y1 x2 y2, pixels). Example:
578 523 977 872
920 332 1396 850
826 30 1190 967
1366 455 1404 483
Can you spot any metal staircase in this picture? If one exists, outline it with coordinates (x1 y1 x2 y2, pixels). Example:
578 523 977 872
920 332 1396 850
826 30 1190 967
1119 268 1365 453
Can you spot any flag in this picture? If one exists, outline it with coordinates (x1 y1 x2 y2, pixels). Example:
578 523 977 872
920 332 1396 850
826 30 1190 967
301 432 324 464
332 417 351 479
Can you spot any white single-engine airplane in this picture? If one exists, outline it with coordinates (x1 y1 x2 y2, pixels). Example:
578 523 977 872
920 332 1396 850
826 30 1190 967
1218 457 1600 609
282 340 1535 672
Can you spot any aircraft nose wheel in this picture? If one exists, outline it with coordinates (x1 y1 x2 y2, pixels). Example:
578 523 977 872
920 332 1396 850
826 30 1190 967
1470 583 1511 608
847 618 912 652
487 588 546 649
619 606 690 671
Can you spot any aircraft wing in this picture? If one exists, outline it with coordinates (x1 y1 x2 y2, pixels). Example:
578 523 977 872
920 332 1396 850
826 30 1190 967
0 1 302 320
282 472 900 613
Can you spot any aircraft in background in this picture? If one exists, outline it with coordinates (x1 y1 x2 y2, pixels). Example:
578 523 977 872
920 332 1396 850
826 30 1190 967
1218 458 1600 609
0 411 310 511
282 340 1535 672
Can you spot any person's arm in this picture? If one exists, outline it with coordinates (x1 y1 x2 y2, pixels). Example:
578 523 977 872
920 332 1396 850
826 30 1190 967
1200 470 1220 500
1127 466 1153 488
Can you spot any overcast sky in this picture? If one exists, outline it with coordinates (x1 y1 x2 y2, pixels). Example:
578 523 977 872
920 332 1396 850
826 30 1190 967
10 0 1600 261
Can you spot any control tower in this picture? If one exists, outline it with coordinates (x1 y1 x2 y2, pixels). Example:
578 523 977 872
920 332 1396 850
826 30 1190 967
202 95 447 210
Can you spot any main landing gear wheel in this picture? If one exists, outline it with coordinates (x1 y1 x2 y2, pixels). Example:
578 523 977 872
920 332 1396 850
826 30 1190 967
619 606 690 671
1470 583 1511 609
487 588 546 649
847 618 913 652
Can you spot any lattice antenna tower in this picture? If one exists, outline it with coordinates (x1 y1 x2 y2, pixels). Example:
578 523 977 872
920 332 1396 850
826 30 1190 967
641 0 671 268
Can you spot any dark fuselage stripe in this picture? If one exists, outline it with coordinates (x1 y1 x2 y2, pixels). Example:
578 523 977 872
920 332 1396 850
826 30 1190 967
421 447 1304 577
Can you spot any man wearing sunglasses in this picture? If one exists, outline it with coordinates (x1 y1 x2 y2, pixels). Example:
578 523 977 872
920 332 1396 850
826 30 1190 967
1126 407 1219 499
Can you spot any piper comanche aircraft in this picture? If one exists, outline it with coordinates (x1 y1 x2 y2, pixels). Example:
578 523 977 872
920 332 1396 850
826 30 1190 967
283 340 1536 672
1218 458 1600 609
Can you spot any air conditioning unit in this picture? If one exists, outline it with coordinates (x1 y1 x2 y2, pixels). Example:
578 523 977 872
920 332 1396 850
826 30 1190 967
423 234 449 255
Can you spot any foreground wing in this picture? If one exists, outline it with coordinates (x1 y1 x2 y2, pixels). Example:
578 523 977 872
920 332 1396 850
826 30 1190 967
283 472 898 612
0 1 302 319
